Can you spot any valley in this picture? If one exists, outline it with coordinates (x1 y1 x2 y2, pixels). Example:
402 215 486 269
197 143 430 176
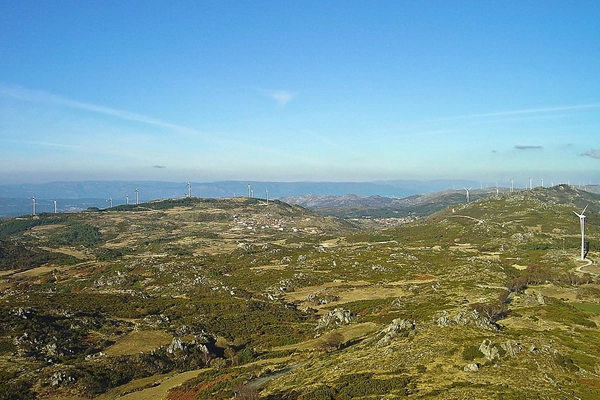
1 186 600 399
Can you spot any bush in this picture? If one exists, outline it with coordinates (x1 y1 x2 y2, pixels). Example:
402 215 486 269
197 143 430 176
462 345 484 361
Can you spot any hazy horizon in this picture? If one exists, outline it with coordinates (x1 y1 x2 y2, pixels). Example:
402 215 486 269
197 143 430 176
1 1 599 184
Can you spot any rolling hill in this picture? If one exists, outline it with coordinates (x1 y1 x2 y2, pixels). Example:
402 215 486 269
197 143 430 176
0 186 599 399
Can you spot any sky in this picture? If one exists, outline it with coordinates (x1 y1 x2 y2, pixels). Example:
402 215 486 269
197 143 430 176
1 0 599 186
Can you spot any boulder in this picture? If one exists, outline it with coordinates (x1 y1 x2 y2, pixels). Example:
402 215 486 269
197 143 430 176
464 363 480 372
479 339 499 361
376 318 415 347
167 337 186 354
501 340 522 357
316 308 353 330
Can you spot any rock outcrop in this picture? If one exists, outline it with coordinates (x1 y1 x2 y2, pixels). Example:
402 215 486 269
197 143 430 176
376 318 416 347
315 308 353 331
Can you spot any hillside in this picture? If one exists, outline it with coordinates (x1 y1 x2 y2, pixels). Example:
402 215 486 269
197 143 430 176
1 187 600 399
0 179 487 219
281 188 509 221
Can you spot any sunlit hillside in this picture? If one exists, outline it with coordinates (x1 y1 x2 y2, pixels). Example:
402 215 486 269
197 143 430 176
1 186 599 399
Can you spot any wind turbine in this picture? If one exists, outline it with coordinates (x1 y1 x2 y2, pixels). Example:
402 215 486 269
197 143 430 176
510 179 514 193
135 189 139 205
53 200 57 214
573 205 588 260
32 197 36 216
126 195 129 205
247 184 251 198
464 187 471 203
266 189 269 205
187 181 191 198
107 198 113 208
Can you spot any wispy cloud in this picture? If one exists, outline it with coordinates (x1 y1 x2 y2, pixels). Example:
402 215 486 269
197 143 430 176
260 89 298 106
581 149 600 159
456 103 600 120
515 145 543 150
0 138 81 150
152 165 167 168
0 84 200 135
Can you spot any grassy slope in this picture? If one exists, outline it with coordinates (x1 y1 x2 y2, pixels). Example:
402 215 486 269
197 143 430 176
1 188 600 399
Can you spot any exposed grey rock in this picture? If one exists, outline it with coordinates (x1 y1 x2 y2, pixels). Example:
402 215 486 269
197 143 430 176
167 337 186 354
536 293 545 305
316 308 353 330
376 318 416 347
501 340 523 357
464 363 480 372
237 242 253 250
435 309 497 330
529 344 538 353
479 339 499 361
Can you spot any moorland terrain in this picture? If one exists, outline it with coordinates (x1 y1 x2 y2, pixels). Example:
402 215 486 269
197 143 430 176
1 185 600 399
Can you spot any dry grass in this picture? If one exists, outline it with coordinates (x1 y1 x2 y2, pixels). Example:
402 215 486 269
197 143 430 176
13 265 56 277
40 246 88 259
100 369 205 400
105 330 172 356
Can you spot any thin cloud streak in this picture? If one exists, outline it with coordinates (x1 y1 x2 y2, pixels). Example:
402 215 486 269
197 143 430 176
0 138 81 150
0 85 200 135
440 103 600 121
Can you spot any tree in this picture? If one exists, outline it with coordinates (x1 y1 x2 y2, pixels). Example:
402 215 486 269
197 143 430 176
318 331 344 352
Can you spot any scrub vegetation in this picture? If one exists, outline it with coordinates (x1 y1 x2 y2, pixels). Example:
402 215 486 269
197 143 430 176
1 185 600 399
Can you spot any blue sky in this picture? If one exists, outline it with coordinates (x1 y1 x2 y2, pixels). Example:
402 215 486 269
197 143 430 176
1 1 599 186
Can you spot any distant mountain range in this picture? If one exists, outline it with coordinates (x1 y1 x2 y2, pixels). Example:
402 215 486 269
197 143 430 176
0 179 480 218
2 180 597 219
0 179 483 200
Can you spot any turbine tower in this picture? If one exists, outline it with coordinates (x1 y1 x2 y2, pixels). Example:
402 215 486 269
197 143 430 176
247 183 251 198
107 198 113 208
266 189 269 205
126 195 129 205
574 205 588 260
187 181 191 198
32 197 36 216
510 179 514 193
464 187 471 203
53 200 57 214
135 188 139 205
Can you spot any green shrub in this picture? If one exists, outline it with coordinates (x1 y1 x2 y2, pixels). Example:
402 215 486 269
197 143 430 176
462 345 484 361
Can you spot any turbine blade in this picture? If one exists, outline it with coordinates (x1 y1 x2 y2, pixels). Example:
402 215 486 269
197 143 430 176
581 204 588 215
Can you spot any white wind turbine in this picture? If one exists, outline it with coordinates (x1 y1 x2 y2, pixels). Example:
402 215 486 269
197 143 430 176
126 195 129 205
464 187 471 203
135 189 139 205
53 200 57 214
574 205 588 260
32 197 36 216
266 189 269 205
187 181 191 198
